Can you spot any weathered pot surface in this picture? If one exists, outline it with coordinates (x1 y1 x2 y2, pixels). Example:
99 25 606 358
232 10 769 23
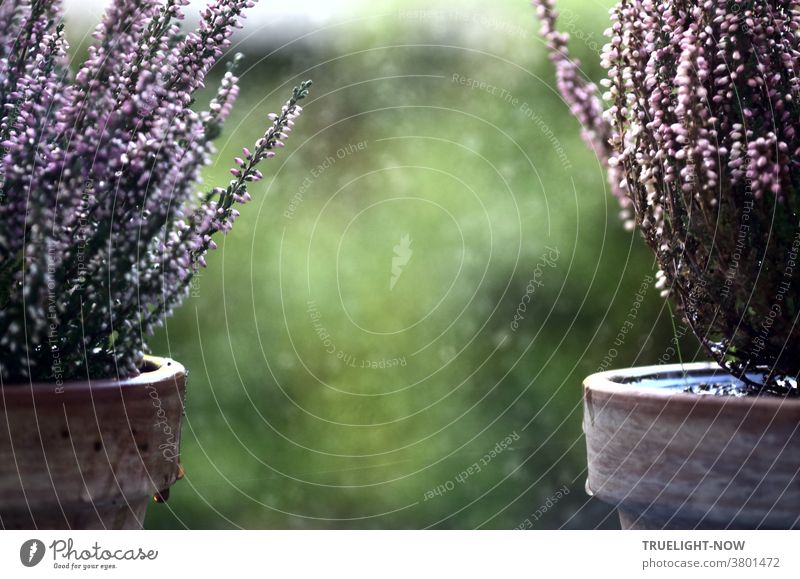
0 356 186 529
583 362 800 530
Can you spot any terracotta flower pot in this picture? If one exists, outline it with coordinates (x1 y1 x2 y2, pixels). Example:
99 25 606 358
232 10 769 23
583 362 800 529
0 356 186 529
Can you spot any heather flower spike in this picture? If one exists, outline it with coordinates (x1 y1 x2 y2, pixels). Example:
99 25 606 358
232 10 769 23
533 0 800 394
0 1 311 381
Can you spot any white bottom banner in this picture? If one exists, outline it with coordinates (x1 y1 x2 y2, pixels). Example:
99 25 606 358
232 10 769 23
1 531 798 578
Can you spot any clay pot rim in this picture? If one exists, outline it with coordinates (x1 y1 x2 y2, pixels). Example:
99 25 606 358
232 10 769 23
584 361 800 411
0 355 185 399
584 362 800 528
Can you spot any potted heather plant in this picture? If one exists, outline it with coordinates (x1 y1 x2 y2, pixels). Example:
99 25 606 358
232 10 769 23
0 0 309 529
533 0 800 529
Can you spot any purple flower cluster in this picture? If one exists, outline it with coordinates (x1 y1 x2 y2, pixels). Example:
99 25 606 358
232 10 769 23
0 0 310 382
534 0 800 393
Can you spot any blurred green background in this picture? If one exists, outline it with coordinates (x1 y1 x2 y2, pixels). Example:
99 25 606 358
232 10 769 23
68 0 702 528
